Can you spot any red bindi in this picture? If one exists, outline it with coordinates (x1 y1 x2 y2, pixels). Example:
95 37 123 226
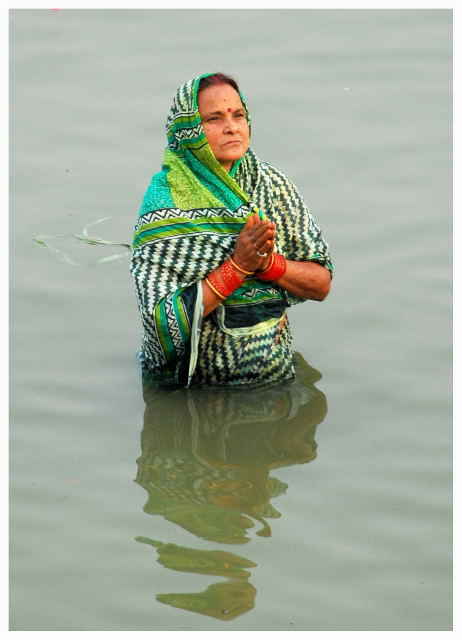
227 108 232 112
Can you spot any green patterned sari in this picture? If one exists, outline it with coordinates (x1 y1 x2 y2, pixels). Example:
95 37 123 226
130 73 332 387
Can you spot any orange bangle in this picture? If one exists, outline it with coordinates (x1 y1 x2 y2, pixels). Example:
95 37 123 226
204 277 226 300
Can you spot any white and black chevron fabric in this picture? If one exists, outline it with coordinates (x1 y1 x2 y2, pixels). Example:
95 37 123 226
191 315 295 387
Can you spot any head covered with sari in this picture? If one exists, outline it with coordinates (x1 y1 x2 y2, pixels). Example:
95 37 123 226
130 73 332 387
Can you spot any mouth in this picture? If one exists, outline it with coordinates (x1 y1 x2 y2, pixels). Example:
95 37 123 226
224 140 242 146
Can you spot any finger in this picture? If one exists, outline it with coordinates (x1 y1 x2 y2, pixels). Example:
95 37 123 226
249 223 268 242
256 239 273 256
246 213 261 228
264 228 275 246
262 221 275 239
259 225 275 243
254 233 270 250
252 227 275 250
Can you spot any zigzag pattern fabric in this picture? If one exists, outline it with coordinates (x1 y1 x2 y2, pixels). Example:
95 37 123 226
192 315 295 386
130 73 332 387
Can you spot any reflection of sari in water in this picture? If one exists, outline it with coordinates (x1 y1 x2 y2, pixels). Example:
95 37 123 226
135 353 327 620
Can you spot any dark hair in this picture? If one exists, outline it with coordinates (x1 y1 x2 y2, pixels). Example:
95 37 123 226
198 72 240 95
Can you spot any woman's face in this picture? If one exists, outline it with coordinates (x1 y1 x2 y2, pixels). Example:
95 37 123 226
197 83 250 172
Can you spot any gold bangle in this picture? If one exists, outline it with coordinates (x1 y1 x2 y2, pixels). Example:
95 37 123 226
229 256 254 275
204 277 226 300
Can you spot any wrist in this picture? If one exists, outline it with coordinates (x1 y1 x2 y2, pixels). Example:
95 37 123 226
255 253 287 281
229 255 255 276
230 264 247 281
204 260 247 301
256 253 274 273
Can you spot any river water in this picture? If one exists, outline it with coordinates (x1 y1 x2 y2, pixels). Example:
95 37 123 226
9 8 452 631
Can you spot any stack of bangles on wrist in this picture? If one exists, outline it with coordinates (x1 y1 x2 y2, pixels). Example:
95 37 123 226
204 259 246 300
256 253 287 281
205 253 287 300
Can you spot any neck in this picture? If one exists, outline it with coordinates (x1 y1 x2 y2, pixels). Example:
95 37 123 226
219 161 232 173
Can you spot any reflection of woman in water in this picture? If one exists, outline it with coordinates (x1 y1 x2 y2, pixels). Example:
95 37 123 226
135 353 327 620
130 72 332 387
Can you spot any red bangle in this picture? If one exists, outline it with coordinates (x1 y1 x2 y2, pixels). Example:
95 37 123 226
221 261 243 291
256 253 287 281
257 253 275 273
205 276 226 300
207 271 232 299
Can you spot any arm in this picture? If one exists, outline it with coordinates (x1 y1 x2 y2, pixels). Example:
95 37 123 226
201 272 244 316
276 260 331 301
201 215 331 313
262 169 332 301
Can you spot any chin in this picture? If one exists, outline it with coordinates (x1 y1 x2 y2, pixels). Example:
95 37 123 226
229 149 247 163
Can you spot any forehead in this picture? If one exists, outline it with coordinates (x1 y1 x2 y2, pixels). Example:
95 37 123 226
197 84 244 113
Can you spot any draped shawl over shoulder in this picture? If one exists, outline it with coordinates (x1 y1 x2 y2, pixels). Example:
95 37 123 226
130 73 332 387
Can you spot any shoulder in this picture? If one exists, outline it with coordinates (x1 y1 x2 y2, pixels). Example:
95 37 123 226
147 168 169 187
257 160 305 206
140 170 169 198
257 159 299 189
139 167 174 216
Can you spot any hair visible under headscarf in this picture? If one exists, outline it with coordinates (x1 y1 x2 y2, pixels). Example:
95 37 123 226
197 72 240 95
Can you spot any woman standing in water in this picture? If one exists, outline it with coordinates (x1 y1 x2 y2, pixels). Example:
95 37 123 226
130 72 332 387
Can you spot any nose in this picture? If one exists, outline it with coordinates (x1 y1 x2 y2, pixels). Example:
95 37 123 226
224 116 238 133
